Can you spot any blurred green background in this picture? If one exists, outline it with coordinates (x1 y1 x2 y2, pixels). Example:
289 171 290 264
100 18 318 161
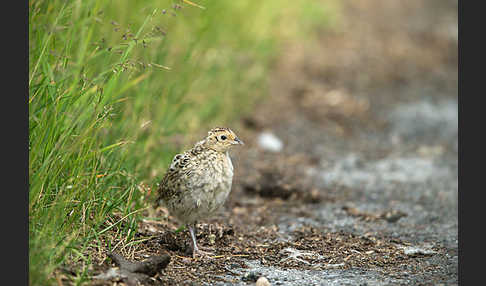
29 0 335 284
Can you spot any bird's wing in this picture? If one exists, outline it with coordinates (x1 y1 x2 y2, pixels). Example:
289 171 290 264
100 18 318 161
156 152 194 204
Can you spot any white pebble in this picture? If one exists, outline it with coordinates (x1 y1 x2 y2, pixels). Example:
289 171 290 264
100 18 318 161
403 246 436 256
257 132 283 152
256 276 271 286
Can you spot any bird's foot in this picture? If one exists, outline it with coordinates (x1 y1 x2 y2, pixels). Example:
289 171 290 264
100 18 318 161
192 248 214 259
198 245 215 252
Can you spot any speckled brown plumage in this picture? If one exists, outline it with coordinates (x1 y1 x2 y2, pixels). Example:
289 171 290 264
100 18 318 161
156 127 244 257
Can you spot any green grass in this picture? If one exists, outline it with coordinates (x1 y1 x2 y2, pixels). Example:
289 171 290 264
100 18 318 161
29 0 336 284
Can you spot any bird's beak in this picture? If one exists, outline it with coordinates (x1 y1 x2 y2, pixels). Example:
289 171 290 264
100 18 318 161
233 137 244 145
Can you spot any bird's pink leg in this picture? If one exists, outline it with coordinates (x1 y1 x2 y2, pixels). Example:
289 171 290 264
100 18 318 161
188 224 214 258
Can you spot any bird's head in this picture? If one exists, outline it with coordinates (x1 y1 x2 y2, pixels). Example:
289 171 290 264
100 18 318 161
203 127 244 152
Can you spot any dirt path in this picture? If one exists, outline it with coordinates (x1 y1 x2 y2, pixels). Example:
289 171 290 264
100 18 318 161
90 1 457 285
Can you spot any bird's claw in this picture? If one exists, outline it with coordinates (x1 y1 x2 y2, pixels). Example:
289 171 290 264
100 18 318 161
192 248 214 259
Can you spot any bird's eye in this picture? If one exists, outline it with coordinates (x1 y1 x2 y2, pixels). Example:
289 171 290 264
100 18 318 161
220 135 227 140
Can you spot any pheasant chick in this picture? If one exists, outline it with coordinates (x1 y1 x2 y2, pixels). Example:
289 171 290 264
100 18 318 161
156 127 244 258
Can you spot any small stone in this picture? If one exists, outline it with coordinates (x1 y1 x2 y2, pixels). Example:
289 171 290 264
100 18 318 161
402 246 436 256
242 271 259 282
256 276 271 286
208 233 216 245
257 132 283 152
